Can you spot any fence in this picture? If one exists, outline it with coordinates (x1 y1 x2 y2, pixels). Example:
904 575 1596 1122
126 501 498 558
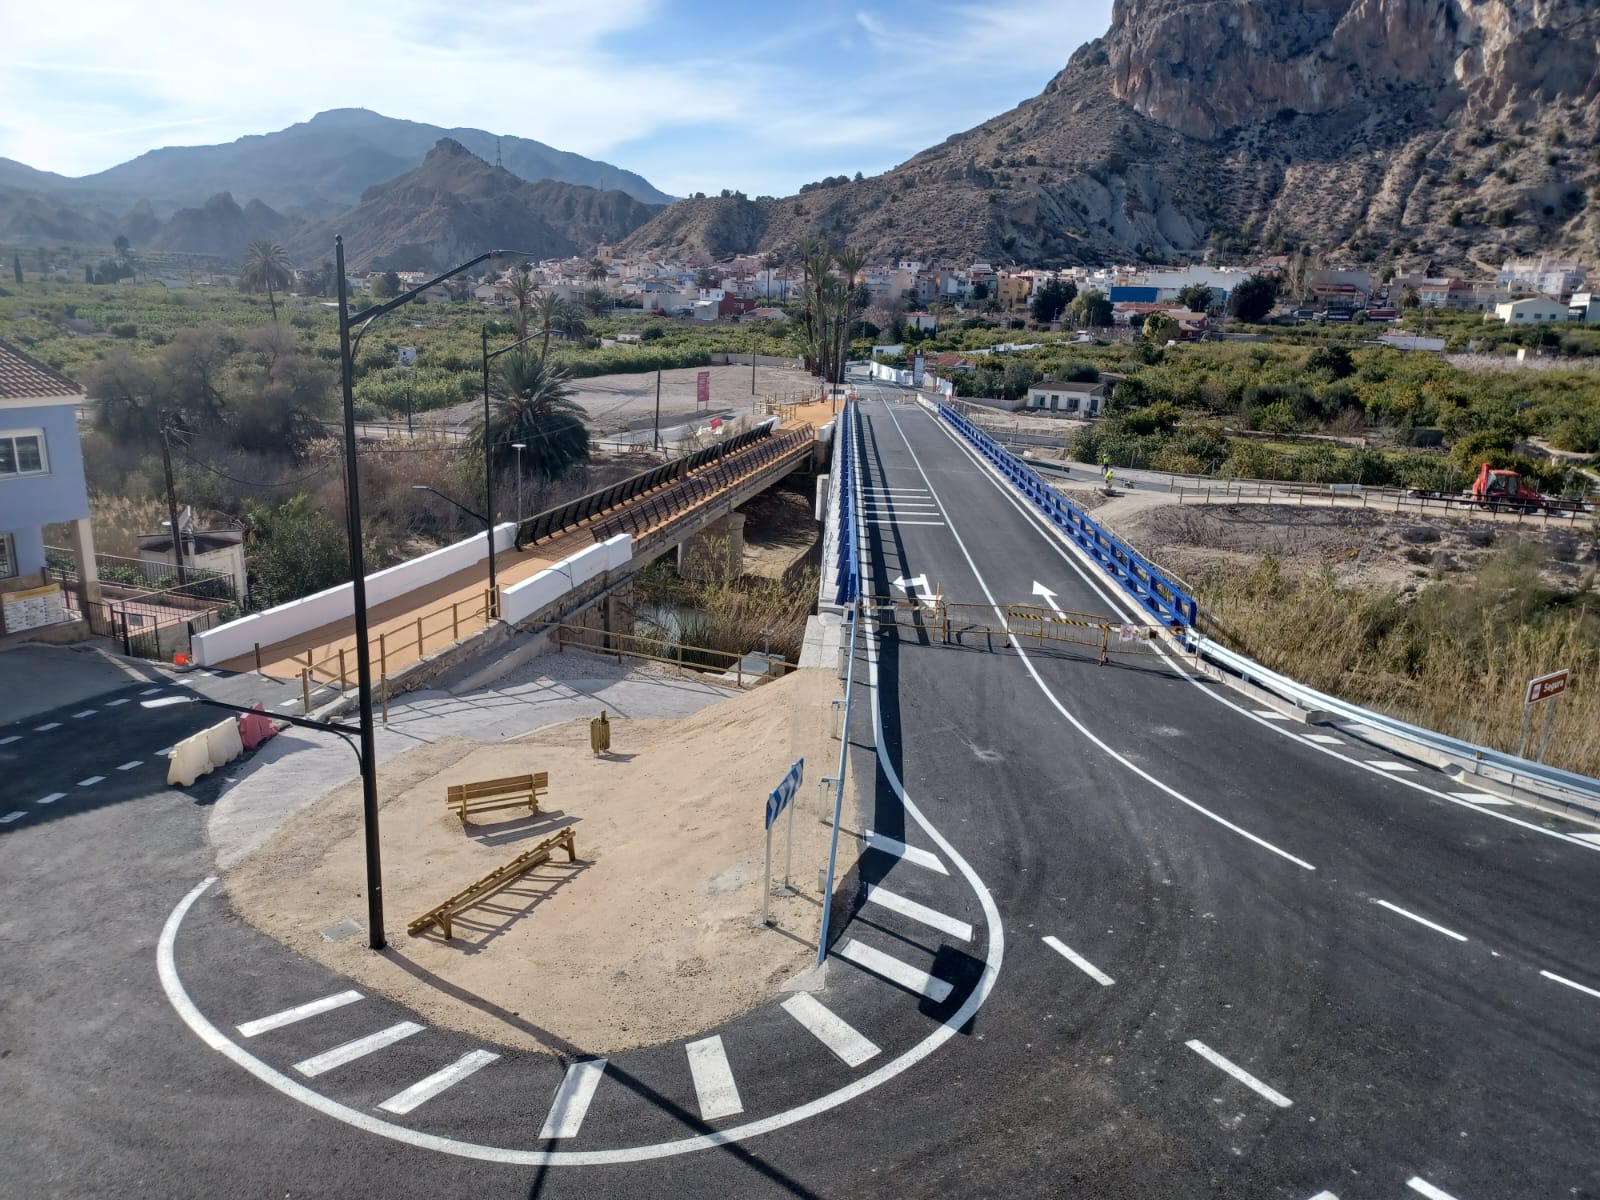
554 623 794 688
285 588 497 689
862 594 1164 662
45 545 238 603
832 401 860 605
59 580 228 661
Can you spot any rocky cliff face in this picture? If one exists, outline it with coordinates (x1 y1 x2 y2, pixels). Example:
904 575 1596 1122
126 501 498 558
624 0 1600 270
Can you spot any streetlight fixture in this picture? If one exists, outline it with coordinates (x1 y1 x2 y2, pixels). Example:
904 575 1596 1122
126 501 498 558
511 443 526 528
336 240 544 950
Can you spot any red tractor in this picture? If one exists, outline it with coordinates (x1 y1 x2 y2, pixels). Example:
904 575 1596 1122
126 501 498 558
1467 462 1546 510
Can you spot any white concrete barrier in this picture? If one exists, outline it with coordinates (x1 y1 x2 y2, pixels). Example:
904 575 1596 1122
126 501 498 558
205 717 244 768
167 730 215 787
501 534 632 626
192 522 518 666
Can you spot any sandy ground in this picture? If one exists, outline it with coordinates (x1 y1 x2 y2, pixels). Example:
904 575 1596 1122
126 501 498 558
223 668 856 1055
739 480 822 582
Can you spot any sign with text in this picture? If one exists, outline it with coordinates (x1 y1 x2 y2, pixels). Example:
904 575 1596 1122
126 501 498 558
764 758 804 829
1525 669 1570 705
696 370 710 408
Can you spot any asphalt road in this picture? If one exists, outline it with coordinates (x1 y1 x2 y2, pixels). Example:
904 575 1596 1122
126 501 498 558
2 388 1597 1198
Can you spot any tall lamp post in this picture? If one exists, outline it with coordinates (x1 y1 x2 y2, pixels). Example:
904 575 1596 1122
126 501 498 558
336 240 542 950
511 443 526 528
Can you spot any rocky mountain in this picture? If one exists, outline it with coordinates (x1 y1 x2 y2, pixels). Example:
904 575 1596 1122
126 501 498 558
284 139 663 271
622 0 1600 270
145 193 289 261
0 107 671 217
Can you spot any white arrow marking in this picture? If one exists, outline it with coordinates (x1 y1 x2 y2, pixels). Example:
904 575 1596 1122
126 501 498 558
892 574 928 594
1031 580 1066 616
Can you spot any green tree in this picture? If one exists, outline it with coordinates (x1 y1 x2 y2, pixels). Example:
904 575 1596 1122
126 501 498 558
1143 312 1181 344
1226 274 1277 323
586 258 608 282
240 240 292 321
1030 278 1076 324
971 280 990 301
1176 283 1214 312
368 270 400 300
243 495 350 606
507 265 538 339
477 352 590 478
1068 288 1113 328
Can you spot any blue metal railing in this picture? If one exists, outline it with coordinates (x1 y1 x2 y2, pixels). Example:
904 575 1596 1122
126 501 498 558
936 402 1198 628
832 401 861 606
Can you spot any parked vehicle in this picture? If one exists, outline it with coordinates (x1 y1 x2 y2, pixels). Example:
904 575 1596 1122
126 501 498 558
1465 462 1546 510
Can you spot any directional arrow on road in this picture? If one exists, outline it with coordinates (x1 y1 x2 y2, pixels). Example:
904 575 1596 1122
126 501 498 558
1031 580 1066 617
893 574 938 609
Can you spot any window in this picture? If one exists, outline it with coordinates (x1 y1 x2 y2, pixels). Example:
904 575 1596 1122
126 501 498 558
0 429 48 478
0 533 14 577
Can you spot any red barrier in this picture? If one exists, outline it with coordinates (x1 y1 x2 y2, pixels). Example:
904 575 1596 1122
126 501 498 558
238 702 278 752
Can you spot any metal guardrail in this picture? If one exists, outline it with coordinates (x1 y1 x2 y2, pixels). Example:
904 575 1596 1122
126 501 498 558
832 401 860 605
936 403 1198 628
1188 633 1600 805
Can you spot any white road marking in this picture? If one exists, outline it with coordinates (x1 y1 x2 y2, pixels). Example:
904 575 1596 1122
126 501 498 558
37 793 65 805
378 1049 500 1115
140 688 161 695
1407 1178 1460 1200
864 884 972 941
156 746 174 757
72 709 97 718
0 735 20 745
35 722 61 732
860 831 947 874
836 938 953 1002
77 775 105 787
1540 969 1600 1000
1042 936 1115 986
779 994 881 1067
1185 1039 1293 1108
870 520 946 526
293 1022 424 1077
1253 709 1291 721
1305 735 1343 745
1447 791 1511 806
685 1035 744 1121
539 1059 608 1139
1375 899 1468 943
117 760 143 771
0 811 24 824
237 989 364 1037
278 699 300 709
1367 760 1417 772
106 698 130 707
1572 832 1600 846
1307 1193 1339 1200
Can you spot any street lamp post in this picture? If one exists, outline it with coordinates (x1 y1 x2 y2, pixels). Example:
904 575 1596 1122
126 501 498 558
480 327 551 554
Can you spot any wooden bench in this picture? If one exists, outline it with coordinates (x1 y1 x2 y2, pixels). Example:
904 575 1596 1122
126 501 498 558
407 828 578 939
446 772 547 823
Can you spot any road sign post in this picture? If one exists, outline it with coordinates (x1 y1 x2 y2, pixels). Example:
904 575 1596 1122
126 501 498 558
761 758 804 926
1518 668 1569 761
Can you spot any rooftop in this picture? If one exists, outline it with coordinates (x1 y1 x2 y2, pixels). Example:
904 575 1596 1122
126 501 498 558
0 338 85 401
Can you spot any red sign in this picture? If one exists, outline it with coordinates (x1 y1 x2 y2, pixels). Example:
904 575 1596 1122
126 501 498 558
1525 669 1570 705
709 416 724 432
696 370 710 409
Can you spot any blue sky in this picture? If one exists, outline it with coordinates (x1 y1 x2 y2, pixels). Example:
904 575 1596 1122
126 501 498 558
0 0 1112 198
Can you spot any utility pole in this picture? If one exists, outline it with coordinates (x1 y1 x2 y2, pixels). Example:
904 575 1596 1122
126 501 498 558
751 339 757 395
158 413 187 585
654 368 662 452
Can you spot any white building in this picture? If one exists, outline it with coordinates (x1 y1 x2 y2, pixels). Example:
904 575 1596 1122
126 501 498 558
1496 258 1587 299
1492 297 1573 325
1568 292 1600 323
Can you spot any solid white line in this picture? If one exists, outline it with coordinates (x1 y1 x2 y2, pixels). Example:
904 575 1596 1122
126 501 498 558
1407 1178 1460 1200
0 735 19 745
686 1035 744 1121
72 709 97 718
780 994 881 1067
886 404 1317 873
539 1058 608 1139
1305 735 1344 745
237 989 363 1037
293 1022 424 1077
1447 791 1511 806
35 722 61 732
1375 899 1468 942
77 776 105 787
1185 1039 1293 1108
117 760 143 771
1540 969 1600 1000
864 884 973 940
378 1049 500 1115
1367 760 1417 772
836 938 953 1002
860 831 947 874
0 811 24 824
1042 936 1115 986
106 698 130 707
37 793 65 805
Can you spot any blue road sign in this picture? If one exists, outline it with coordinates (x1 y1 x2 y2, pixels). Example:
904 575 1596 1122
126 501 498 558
765 758 804 829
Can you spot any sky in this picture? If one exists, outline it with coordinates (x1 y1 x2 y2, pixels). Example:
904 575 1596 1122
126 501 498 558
0 0 1113 199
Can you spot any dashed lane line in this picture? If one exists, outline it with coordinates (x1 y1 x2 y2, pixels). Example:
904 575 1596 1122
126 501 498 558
77 776 105 788
1184 1039 1293 1109
0 735 20 745
685 1036 744 1121
379 1050 500 1115
35 722 61 732
106 698 130 707
860 831 947 875
156 746 174 758
1375 899 1469 943
836 939 953 1003
37 793 65 805
140 688 162 696
863 884 973 941
1042 936 1115 986
1540 969 1600 1001
294 1022 424 1077
1408 1178 1461 1200
1 811 24 824
779 994 881 1068
539 1059 608 1140
117 760 143 771
237 990 364 1037
72 709 98 719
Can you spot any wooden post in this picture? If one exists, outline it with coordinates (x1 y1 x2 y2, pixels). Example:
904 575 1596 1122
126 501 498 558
379 632 387 680
452 601 459 641
301 668 311 715
381 675 389 725
339 648 347 691
253 642 263 675
416 615 424 657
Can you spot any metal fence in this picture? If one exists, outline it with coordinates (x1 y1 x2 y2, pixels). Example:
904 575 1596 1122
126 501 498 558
45 546 238 602
832 401 860 605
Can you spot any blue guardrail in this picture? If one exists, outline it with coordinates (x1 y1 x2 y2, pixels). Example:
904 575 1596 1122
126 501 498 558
937 403 1198 628
832 401 860 606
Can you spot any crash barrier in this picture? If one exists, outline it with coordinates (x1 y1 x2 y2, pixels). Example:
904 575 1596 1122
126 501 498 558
1189 633 1600 807
830 401 860 606
407 827 579 939
863 595 1164 664
499 534 632 626
936 403 1198 629
237 704 278 752
446 772 548 824
554 623 793 688
167 716 248 787
515 419 779 549
588 428 815 543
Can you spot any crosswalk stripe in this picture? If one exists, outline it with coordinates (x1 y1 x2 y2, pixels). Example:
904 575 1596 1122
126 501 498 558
539 1058 607 1139
1447 791 1512 806
780 994 880 1067
1407 1179 1460 1200
1304 734 1343 744
237 989 363 1037
686 1035 744 1120
1573 832 1600 846
1042 936 1115 986
864 884 972 941
860 830 947 875
1367 760 1416 772
870 520 946 526
293 1022 423 1077
378 1049 499 1114
1253 709 1291 721
836 938 953 1002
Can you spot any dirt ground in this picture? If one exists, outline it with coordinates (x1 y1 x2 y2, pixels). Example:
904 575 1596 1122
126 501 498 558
739 480 822 583
224 668 856 1055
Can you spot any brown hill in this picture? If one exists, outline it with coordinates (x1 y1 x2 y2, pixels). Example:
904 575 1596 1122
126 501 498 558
146 192 289 261
622 0 1600 270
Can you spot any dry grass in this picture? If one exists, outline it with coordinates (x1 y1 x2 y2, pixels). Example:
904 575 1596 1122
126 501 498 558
632 545 818 664
1198 548 1600 778
82 494 171 558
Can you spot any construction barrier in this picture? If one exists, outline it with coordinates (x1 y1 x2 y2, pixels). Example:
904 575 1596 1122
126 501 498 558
167 730 214 787
204 718 244 768
407 827 579 939
237 704 278 751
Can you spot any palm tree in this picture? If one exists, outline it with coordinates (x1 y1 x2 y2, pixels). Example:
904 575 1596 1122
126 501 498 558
833 246 867 387
477 351 590 480
240 241 292 321
507 265 538 339
533 291 564 360
586 258 608 282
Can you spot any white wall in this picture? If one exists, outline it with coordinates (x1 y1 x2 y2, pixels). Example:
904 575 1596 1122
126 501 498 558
500 534 633 626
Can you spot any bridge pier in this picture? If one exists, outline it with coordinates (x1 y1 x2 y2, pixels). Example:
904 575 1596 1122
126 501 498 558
677 511 746 582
